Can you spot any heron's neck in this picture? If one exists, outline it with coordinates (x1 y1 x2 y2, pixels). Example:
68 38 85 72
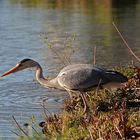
35 65 62 89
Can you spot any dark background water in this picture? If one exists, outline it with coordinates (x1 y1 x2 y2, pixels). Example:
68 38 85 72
0 0 140 139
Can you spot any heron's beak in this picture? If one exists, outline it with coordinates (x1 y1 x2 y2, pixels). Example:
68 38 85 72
0 64 20 78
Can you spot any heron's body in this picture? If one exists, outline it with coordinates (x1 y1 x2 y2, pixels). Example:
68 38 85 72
0 59 128 114
33 63 127 91
57 64 127 91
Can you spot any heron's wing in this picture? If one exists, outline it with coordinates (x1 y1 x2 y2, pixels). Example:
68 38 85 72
60 64 93 73
57 66 109 91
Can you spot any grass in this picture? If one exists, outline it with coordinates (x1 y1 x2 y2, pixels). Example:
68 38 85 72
15 66 140 140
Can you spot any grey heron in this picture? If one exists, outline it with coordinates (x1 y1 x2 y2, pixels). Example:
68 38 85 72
0 59 128 114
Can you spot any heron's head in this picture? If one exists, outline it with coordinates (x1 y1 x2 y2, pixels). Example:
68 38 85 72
0 59 39 78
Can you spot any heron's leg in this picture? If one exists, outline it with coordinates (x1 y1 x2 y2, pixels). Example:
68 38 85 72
80 92 89 115
67 91 73 99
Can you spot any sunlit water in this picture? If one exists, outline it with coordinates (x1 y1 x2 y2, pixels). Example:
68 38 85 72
0 0 140 139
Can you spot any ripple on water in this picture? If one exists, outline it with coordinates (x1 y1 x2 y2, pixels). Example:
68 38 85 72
0 81 66 108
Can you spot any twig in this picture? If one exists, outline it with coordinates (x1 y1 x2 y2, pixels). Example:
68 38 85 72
11 130 22 137
12 115 29 138
114 124 123 138
41 99 48 118
62 34 76 65
112 22 140 63
41 99 53 118
95 79 102 96
40 33 66 65
93 46 96 65
88 128 94 140
31 126 40 137
48 45 67 66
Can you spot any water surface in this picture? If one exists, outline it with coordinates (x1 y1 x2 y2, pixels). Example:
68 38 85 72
0 0 140 139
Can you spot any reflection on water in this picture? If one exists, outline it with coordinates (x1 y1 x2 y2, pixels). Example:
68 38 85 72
1 0 140 139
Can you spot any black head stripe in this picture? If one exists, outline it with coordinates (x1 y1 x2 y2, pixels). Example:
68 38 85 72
20 59 31 63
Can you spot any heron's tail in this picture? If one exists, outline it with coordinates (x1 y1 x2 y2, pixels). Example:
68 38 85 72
104 70 128 83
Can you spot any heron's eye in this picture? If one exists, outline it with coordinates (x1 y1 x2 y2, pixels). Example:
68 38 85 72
18 63 23 67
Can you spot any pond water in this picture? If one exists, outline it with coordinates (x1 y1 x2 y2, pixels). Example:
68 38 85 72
0 0 140 139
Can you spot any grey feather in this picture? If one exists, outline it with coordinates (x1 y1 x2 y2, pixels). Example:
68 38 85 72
57 64 127 91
